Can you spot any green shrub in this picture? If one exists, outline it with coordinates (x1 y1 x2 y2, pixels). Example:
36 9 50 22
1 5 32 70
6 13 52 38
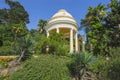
0 76 4 80
109 47 120 59
105 47 120 80
106 58 120 80
90 55 107 80
9 54 71 80
91 47 120 80
34 34 69 56
0 46 14 55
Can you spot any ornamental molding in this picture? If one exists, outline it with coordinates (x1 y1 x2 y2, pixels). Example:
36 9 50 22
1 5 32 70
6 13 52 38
46 20 78 30
48 16 76 23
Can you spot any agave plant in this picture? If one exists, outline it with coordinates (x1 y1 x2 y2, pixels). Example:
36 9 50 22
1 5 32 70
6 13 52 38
70 52 97 80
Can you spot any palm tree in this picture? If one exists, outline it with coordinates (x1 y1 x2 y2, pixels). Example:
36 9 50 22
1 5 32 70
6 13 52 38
18 33 33 62
12 24 23 53
80 4 108 55
37 19 47 34
12 22 28 53
70 52 97 80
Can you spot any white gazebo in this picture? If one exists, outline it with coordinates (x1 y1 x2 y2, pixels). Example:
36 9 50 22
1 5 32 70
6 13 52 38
45 9 78 53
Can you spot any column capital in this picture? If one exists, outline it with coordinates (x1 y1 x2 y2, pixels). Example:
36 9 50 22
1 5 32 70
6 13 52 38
82 41 85 44
47 31 49 38
47 30 49 33
70 28 74 30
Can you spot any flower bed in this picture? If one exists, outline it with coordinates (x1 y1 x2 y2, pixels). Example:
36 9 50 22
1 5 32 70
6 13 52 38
0 56 18 80
0 56 17 68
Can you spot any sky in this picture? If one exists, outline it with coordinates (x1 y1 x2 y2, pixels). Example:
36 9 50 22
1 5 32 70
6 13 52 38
0 0 110 35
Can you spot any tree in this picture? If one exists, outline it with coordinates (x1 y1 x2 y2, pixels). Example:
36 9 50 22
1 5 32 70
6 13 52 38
29 29 40 42
0 0 29 24
12 23 28 52
5 0 29 24
106 0 120 47
107 0 120 27
81 4 109 55
0 0 29 41
37 19 47 34
0 24 15 55
81 0 120 55
0 0 29 55
0 8 8 24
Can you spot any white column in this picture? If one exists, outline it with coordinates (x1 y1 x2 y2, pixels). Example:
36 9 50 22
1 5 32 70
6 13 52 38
56 28 59 33
70 29 74 53
47 31 49 38
75 32 78 52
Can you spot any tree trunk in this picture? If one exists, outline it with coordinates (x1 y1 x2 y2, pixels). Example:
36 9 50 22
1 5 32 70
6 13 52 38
18 48 26 63
0 39 3 46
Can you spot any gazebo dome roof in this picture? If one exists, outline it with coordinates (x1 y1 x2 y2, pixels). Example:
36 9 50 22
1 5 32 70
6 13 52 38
48 9 77 24
52 9 73 18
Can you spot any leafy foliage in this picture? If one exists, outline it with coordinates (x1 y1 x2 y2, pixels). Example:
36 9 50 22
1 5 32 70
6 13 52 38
90 56 107 80
81 0 120 55
17 33 34 62
34 33 69 56
0 0 29 56
9 54 71 80
80 2 120 79
3 0 29 24
81 4 108 55
105 47 120 80
0 24 14 55
37 19 47 34
0 40 14 55
106 58 120 80
109 47 120 59
106 0 120 47
29 29 40 42
90 47 120 80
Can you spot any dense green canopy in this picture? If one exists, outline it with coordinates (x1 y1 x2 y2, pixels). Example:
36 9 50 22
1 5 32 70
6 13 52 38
0 0 29 55
81 0 120 55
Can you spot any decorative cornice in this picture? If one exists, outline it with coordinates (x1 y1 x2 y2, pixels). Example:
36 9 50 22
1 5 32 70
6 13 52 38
48 16 76 23
46 20 78 30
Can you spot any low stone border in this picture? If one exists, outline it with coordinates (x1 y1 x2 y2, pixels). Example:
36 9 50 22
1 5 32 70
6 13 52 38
0 56 19 58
